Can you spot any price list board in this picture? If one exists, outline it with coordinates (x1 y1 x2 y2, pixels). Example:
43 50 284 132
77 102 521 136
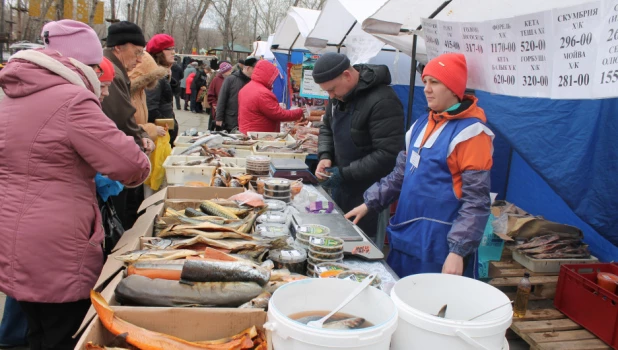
438 21 463 56
513 11 553 97
421 18 441 61
551 1 603 99
593 0 618 98
486 19 519 96
460 21 489 91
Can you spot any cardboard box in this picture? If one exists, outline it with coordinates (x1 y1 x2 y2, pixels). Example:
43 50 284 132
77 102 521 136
76 186 246 337
75 307 267 349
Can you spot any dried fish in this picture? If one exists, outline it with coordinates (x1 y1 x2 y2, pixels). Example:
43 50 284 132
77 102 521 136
115 249 199 263
181 260 271 286
239 291 271 309
115 275 263 307
515 234 562 250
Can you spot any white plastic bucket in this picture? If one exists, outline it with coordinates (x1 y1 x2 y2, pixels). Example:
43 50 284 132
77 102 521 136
391 274 513 350
265 278 398 350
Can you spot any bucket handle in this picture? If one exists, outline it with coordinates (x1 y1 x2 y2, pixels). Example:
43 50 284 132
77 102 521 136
455 330 492 350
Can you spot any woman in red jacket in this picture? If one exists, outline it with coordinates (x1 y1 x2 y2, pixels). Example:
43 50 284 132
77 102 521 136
185 71 196 111
238 60 304 133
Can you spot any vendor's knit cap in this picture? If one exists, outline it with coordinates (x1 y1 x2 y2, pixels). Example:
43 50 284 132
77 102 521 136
218 61 233 73
41 20 102 65
106 21 146 48
312 52 350 84
146 34 175 54
422 53 467 100
99 57 115 83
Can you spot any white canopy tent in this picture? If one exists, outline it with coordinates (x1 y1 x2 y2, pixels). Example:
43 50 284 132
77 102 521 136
251 35 276 61
304 0 388 63
363 0 597 58
271 7 321 52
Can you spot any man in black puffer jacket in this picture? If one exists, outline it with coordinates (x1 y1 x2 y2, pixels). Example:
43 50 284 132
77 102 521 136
313 52 404 241
215 57 257 132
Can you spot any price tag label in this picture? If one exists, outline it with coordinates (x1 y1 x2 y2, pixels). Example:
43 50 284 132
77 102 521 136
485 19 519 95
310 237 324 245
513 11 554 97
290 250 302 257
459 21 489 91
421 18 441 61
352 245 371 255
593 0 618 98
551 1 603 99
281 250 292 258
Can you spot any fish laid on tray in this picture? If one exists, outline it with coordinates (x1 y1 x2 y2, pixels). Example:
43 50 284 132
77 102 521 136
515 233 591 259
116 249 200 264
91 290 267 349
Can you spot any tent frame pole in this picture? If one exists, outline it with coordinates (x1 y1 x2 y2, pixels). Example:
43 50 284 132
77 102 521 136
405 0 452 130
337 20 357 53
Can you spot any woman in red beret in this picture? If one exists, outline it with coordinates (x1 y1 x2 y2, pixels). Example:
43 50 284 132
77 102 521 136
145 34 178 145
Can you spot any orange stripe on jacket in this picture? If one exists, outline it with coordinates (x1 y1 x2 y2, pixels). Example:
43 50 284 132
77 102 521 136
420 95 493 198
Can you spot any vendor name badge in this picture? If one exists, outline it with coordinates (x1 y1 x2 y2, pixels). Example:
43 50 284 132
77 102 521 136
410 151 421 169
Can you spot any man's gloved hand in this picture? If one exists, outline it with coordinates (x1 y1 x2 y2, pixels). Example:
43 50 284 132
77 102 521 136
320 167 343 189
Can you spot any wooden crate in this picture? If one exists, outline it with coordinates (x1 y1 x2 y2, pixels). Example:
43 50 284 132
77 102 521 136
511 307 611 350
490 249 610 349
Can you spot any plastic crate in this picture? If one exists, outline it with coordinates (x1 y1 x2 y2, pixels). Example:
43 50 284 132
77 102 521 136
252 145 307 162
554 263 618 349
162 156 246 185
171 147 254 157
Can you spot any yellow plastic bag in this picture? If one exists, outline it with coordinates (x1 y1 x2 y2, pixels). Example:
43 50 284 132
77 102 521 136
144 133 171 191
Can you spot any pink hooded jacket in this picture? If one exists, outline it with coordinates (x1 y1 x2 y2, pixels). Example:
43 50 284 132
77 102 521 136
0 49 151 303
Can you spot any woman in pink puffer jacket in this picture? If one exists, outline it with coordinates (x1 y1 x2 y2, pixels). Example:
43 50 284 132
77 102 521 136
0 48 150 349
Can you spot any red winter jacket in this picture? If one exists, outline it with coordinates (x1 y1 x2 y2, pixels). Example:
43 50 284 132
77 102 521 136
185 72 195 95
238 60 303 133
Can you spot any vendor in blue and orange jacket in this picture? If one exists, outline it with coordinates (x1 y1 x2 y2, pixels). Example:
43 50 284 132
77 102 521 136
346 53 494 278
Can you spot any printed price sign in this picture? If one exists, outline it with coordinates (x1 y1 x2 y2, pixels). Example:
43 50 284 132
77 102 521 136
485 19 519 95
514 11 554 97
593 0 618 98
551 1 603 99
437 21 463 56
352 245 371 255
421 18 441 61
459 21 489 91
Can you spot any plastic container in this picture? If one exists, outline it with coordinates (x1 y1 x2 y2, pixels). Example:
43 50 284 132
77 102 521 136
291 179 303 198
264 199 287 212
257 213 287 224
256 178 266 194
264 178 291 190
554 263 618 348
256 223 290 238
598 272 618 294
162 156 246 185
264 188 292 198
296 225 330 241
171 147 254 157
269 248 307 274
513 273 531 318
390 274 512 350
264 194 291 203
316 262 351 278
512 249 599 273
309 249 344 261
253 145 308 161
310 236 344 253
308 255 343 265
265 278 399 350
337 270 382 288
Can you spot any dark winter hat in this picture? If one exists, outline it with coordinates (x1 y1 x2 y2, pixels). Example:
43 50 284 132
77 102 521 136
242 56 258 67
312 52 350 84
106 21 146 48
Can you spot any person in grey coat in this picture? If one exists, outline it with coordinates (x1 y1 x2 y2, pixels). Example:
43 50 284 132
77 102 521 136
215 57 257 132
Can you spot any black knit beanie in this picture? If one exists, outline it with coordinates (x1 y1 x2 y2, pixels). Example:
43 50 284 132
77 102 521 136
312 52 351 83
106 21 146 47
